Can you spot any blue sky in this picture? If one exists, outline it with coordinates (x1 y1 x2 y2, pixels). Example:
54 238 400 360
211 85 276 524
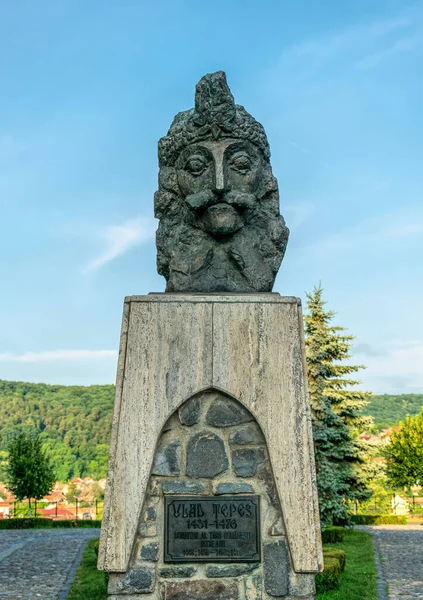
0 0 422 393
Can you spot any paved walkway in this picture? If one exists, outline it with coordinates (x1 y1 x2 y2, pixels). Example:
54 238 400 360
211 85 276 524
0 528 100 600
369 525 423 600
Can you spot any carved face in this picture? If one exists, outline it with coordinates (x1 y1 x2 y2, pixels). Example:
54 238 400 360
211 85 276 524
175 139 262 237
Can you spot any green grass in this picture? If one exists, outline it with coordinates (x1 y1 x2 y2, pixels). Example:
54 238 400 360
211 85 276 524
67 538 107 600
317 529 378 600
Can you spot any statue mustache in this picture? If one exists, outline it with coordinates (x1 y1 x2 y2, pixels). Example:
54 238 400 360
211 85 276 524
185 189 257 212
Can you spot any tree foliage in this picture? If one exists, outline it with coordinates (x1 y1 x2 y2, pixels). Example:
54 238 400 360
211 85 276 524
0 380 114 481
304 285 375 527
363 394 423 431
66 481 82 503
6 432 56 510
385 410 423 489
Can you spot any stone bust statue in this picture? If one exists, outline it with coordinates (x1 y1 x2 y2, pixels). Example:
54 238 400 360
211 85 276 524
154 71 289 293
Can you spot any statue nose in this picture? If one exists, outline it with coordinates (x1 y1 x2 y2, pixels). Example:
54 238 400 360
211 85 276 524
214 161 225 194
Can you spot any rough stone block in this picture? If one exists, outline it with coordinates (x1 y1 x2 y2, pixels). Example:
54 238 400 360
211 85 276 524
269 515 284 536
162 480 206 494
264 539 289 596
146 506 157 521
206 564 259 577
186 431 228 478
140 541 159 562
158 566 197 578
179 397 201 426
288 572 316 597
148 479 161 496
138 519 157 538
214 482 255 495
232 448 266 477
108 567 155 594
206 397 253 427
161 579 239 600
151 441 181 476
245 574 263 600
229 423 264 445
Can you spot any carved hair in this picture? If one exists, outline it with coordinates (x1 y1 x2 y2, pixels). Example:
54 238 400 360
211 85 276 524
158 71 270 167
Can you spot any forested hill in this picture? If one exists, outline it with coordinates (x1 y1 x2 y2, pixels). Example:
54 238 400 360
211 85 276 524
0 380 422 481
362 393 423 430
0 380 114 481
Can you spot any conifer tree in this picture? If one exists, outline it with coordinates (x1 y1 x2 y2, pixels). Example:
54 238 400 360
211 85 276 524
304 285 374 526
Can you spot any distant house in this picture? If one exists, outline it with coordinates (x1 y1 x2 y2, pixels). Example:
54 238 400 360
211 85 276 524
39 506 76 520
391 495 409 515
0 502 13 518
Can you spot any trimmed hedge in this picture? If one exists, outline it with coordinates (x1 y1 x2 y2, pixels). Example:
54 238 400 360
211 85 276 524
321 526 344 544
52 519 102 528
323 547 346 571
315 556 342 594
0 518 101 529
351 514 407 525
0 518 53 529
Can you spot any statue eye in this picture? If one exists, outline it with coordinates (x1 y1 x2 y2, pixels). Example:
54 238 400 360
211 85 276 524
230 153 252 173
185 155 208 176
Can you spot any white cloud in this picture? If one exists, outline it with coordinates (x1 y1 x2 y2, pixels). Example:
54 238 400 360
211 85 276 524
83 216 156 273
354 35 421 70
267 7 421 80
352 340 423 394
287 15 410 65
289 141 310 155
0 350 117 362
283 201 315 231
303 210 423 257
354 343 387 358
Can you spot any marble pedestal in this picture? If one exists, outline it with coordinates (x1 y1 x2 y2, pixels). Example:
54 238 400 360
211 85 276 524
98 293 323 599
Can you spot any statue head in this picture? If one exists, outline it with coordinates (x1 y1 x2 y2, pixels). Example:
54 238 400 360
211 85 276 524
154 71 289 292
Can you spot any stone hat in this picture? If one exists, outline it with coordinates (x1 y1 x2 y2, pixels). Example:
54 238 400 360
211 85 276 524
158 71 271 167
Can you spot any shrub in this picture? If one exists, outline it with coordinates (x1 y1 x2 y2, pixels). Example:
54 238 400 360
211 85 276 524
350 514 407 525
315 556 342 594
323 547 346 571
321 526 344 543
0 518 53 529
0 518 102 529
51 519 102 528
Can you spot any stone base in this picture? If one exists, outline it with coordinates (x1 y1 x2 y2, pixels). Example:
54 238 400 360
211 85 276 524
99 294 322 599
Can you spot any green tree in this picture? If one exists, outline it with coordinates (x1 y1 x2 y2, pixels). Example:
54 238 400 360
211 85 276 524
385 410 423 489
0 380 114 481
6 432 55 516
304 285 375 527
90 482 105 501
66 481 81 503
358 474 392 514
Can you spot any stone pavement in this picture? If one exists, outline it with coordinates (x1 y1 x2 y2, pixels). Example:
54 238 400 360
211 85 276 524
0 528 100 600
369 525 423 600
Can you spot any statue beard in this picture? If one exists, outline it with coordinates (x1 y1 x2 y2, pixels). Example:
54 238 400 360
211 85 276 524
185 189 257 237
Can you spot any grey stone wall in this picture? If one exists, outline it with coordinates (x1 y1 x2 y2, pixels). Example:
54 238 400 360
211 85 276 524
108 390 315 600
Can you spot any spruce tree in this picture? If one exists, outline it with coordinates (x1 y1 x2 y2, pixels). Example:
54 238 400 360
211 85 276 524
304 285 374 526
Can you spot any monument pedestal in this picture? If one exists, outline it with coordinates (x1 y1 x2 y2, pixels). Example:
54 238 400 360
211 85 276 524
98 293 323 599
